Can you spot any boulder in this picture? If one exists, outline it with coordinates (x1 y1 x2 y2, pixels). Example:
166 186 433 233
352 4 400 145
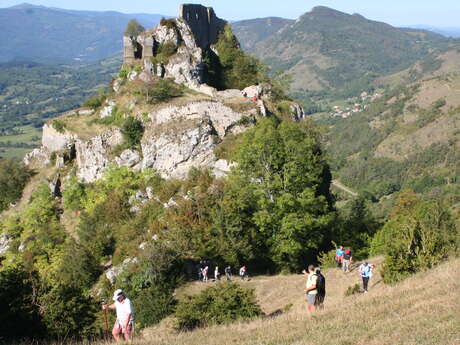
115 149 141 168
0 233 11 256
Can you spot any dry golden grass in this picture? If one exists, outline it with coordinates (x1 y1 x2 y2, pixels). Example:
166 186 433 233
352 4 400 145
28 257 460 345
134 257 460 345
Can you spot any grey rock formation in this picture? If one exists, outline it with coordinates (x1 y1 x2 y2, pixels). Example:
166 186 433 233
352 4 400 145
178 4 226 49
23 147 51 168
49 175 61 198
122 4 227 90
0 233 11 256
115 149 141 168
75 129 123 183
105 257 138 284
42 124 76 152
289 103 306 121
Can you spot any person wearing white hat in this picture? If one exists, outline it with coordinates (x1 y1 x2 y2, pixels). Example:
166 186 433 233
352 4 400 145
102 289 133 342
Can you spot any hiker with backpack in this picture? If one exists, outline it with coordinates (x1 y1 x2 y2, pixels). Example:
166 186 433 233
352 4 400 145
225 265 232 281
314 267 326 309
239 265 248 280
342 248 353 273
303 265 318 311
335 246 344 268
102 289 134 342
202 266 209 283
359 262 374 293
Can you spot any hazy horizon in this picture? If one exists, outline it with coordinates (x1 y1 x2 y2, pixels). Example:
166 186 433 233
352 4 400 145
1 0 460 27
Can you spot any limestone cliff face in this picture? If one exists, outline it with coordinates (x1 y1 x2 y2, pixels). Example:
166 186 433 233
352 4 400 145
25 99 256 182
141 100 252 178
75 130 123 183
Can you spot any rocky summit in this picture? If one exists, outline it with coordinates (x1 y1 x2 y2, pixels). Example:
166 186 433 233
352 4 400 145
24 4 305 183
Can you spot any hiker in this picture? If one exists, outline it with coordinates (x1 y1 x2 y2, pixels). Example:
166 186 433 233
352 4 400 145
239 265 248 280
359 262 374 293
342 248 353 273
202 266 209 283
314 267 326 309
196 261 203 281
102 289 133 342
214 265 220 281
303 265 318 311
225 265 232 281
335 246 344 268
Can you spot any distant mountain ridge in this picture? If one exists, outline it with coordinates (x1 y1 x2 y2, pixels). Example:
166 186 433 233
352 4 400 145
232 6 450 98
0 3 167 63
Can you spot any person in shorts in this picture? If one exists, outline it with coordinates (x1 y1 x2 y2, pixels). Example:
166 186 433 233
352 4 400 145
102 289 133 342
303 265 318 311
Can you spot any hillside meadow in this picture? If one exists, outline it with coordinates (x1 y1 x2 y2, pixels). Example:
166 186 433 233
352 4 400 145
16 257 459 345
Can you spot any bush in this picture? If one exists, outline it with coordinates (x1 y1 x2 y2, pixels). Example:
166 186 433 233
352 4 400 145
317 249 337 269
83 93 106 110
345 283 361 296
133 284 176 329
146 78 183 104
121 117 144 149
51 119 66 133
175 282 261 330
125 19 145 37
374 191 458 284
0 158 32 212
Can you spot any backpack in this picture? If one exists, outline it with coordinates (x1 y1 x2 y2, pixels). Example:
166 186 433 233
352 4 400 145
315 273 326 293
344 249 352 260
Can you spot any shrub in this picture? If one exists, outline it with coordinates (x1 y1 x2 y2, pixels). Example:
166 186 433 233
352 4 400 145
317 249 337 269
0 159 32 212
118 68 129 79
125 19 145 37
175 282 262 330
121 117 144 149
345 283 361 296
83 93 106 110
374 191 458 284
51 119 66 133
146 78 183 104
133 284 176 329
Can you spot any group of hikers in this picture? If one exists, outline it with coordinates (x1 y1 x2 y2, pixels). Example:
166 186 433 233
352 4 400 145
303 247 375 312
196 260 249 283
103 250 374 342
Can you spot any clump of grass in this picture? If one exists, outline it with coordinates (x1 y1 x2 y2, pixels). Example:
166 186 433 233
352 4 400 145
344 283 361 296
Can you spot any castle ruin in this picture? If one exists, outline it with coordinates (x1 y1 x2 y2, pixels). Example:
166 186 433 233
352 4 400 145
123 4 226 64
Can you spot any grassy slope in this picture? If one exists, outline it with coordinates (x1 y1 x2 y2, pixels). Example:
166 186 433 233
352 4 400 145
133 257 460 345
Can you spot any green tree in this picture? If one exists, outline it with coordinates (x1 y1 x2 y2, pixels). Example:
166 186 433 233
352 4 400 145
0 158 33 212
373 191 458 284
124 19 145 37
122 117 144 149
233 119 334 271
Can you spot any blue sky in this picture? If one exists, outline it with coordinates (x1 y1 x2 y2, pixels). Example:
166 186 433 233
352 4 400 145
1 0 460 27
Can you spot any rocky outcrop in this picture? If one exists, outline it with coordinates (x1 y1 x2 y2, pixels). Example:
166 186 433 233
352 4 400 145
42 124 76 152
142 118 217 179
75 129 123 183
123 4 227 91
0 233 11 256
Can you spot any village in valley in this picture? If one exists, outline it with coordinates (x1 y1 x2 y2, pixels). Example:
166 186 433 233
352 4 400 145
331 91 383 118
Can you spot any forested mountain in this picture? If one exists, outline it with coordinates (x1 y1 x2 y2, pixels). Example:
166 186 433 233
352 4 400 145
319 46 460 214
0 3 165 63
232 6 451 99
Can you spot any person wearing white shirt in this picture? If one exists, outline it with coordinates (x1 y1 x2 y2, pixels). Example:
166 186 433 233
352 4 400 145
102 289 133 342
